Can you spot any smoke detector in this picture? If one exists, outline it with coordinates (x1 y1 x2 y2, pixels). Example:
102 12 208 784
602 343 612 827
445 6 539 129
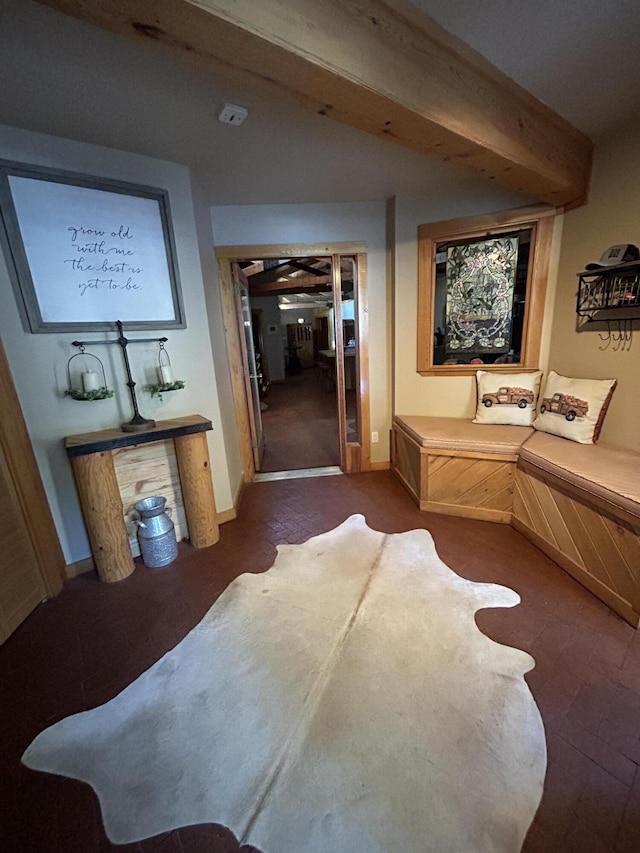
218 103 248 126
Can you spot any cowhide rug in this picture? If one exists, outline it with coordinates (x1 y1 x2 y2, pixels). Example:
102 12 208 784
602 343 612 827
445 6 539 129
23 515 546 851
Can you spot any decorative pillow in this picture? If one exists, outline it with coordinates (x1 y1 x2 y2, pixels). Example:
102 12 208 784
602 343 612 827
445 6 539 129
473 371 543 426
532 371 617 444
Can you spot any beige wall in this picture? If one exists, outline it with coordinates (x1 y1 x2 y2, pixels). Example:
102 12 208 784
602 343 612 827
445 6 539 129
548 117 640 451
393 187 564 419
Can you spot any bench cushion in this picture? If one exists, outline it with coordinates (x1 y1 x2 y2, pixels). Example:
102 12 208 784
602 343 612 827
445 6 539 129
519 431 640 519
394 416 533 456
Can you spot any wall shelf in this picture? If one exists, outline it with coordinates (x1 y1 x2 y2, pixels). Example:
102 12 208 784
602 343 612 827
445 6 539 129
576 261 640 321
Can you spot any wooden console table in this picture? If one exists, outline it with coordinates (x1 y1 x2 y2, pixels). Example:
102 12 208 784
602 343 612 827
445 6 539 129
65 415 219 583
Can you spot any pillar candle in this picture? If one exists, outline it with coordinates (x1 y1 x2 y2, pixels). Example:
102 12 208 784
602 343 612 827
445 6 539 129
159 364 174 384
82 371 100 392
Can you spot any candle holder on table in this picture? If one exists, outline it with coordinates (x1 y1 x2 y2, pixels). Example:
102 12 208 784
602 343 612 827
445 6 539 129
69 320 169 432
143 340 185 400
64 346 114 401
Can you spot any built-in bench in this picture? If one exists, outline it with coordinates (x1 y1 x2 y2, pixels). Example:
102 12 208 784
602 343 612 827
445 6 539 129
391 416 533 524
513 431 640 627
392 415 640 627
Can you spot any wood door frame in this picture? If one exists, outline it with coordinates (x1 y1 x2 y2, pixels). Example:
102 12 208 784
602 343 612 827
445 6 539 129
0 338 65 598
231 263 265 470
216 242 371 481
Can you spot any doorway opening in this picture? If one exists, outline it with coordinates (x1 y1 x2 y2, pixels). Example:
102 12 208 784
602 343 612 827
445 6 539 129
217 243 371 482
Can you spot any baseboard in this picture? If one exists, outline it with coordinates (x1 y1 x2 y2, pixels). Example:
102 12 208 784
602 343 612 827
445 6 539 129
217 507 236 524
65 557 95 579
370 461 390 471
217 478 246 525
421 500 511 524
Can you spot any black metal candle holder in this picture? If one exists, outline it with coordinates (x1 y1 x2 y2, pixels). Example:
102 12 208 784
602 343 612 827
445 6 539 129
65 345 114 401
71 320 168 432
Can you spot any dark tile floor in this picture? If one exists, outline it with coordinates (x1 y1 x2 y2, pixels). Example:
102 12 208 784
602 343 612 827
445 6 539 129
2 471 640 851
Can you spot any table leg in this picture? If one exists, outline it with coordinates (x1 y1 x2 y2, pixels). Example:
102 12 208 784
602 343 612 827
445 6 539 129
174 432 219 548
71 452 134 583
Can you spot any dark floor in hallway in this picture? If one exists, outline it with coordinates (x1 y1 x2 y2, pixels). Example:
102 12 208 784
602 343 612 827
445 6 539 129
3 471 640 852
260 367 340 472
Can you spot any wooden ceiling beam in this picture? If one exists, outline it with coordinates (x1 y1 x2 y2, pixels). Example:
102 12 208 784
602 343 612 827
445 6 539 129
288 260 328 276
247 264 318 288
250 274 333 297
37 0 593 207
239 260 264 276
249 263 329 288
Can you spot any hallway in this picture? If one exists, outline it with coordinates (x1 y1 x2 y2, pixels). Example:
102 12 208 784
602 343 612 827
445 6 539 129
259 366 340 472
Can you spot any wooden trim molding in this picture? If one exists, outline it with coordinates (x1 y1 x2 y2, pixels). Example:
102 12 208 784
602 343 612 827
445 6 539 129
216 242 367 260
356 254 371 472
417 205 556 376
216 244 371 477
38 0 592 206
65 557 95 579
217 259 255 483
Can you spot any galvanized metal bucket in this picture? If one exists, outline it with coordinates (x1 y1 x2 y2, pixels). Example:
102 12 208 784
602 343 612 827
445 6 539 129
135 495 179 568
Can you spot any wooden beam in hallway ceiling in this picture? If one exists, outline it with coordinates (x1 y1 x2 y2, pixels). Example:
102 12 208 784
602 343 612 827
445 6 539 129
38 0 593 207
250 274 333 297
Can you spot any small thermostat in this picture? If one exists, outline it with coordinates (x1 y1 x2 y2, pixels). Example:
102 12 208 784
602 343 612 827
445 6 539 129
218 103 248 126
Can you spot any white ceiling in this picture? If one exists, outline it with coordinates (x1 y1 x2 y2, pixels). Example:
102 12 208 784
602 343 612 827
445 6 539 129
2 1 640 205
411 0 640 138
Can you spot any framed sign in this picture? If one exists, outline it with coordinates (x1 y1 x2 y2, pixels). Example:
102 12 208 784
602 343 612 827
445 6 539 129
0 160 185 332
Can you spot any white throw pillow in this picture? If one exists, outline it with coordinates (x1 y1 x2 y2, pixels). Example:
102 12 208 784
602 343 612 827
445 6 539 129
473 371 543 426
532 371 617 444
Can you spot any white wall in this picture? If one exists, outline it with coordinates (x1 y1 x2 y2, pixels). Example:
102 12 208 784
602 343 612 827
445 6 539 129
211 202 390 463
0 124 236 564
393 186 562 417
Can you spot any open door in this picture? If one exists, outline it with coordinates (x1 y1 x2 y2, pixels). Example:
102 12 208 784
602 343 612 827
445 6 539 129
218 243 370 482
232 263 265 470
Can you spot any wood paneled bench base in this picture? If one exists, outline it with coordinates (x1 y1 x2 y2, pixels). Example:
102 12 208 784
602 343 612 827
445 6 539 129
513 433 640 628
391 416 533 524
392 417 640 627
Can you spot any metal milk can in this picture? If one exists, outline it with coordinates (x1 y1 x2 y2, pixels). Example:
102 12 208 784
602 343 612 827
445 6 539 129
135 496 179 568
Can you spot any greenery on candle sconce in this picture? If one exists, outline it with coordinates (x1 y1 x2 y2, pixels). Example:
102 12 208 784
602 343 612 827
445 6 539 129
143 380 186 398
64 387 114 402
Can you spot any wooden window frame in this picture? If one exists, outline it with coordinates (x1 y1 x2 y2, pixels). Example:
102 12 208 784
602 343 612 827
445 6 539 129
417 205 556 376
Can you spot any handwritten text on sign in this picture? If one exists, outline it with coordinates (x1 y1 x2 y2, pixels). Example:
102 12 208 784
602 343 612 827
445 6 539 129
8 176 177 323
65 224 141 298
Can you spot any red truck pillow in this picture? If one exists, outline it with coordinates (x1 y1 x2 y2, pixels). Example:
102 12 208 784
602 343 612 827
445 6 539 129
473 371 542 426
532 371 617 444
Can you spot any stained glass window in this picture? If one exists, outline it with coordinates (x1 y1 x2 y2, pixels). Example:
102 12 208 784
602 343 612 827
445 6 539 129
417 208 555 375
444 236 518 358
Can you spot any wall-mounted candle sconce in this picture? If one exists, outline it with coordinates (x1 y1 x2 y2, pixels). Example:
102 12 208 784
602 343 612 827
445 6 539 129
144 340 185 400
68 321 170 431
65 345 114 402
